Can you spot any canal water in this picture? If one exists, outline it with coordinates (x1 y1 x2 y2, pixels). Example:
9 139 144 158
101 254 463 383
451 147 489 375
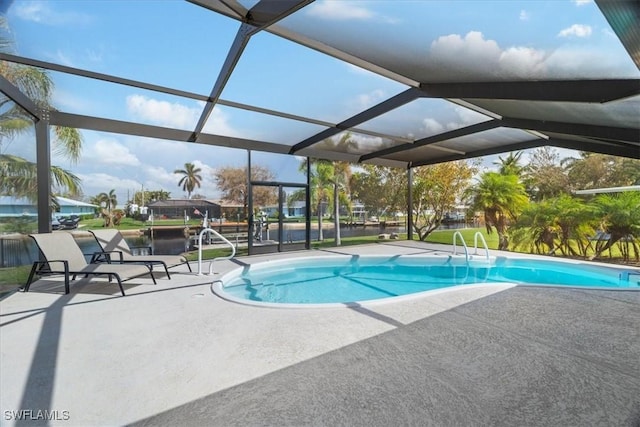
74 225 410 256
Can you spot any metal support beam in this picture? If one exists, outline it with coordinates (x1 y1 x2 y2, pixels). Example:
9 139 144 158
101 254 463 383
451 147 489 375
360 120 500 162
247 150 253 254
190 22 255 142
501 117 640 144
410 138 545 168
289 88 421 154
305 157 311 249
245 0 314 36
407 167 413 241
35 113 51 233
546 137 640 159
0 53 208 102
596 0 640 70
419 79 640 103
0 73 41 120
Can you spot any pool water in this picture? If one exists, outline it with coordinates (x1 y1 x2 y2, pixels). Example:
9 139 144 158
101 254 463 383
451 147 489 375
219 256 640 305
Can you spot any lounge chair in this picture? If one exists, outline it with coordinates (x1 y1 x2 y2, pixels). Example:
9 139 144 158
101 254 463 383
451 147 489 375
88 229 191 278
24 232 156 296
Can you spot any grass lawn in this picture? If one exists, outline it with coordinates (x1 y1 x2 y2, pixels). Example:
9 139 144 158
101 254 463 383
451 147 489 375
80 217 202 230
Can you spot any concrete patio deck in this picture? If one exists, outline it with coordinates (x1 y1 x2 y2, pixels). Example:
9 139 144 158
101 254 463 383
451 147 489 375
1 241 639 426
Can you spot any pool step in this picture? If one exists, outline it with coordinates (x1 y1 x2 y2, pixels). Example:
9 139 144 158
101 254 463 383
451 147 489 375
620 271 640 287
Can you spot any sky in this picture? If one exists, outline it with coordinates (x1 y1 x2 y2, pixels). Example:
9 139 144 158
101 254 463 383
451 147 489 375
1 0 637 207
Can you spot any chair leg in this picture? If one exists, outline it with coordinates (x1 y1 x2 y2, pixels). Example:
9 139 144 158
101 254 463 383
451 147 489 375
22 262 40 292
113 274 125 296
161 262 170 279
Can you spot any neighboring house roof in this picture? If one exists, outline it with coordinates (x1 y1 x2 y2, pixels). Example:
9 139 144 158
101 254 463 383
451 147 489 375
56 196 98 208
574 185 640 194
147 199 243 208
0 196 97 217
0 196 97 208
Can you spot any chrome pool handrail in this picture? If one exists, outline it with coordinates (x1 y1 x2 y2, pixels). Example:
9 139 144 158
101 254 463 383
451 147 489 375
452 231 469 262
473 232 490 261
197 228 235 275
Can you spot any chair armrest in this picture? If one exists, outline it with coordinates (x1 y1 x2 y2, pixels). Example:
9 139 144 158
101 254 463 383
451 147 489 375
90 250 124 263
32 259 69 275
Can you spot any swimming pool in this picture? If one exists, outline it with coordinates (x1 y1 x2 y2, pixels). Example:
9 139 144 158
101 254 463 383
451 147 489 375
215 255 640 306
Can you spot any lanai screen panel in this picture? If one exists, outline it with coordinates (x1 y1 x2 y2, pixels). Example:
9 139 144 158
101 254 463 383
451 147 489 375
469 96 640 130
379 128 537 164
201 103 329 145
46 71 204 131
357 98 493 141
2 0 638 173
276 1 637 83
221 30 408 125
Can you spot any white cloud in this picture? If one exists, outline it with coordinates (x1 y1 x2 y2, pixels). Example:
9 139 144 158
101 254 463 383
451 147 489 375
558 24 592 38
422 118 444 135
76 172 141 203
452 105 491 125
126 94 199 129
573 0 592 6
342 133 387 153
13 1 93 25
519 10 530 21
349 89 386 112
201 106 238 136
307 1 374 20
85 138 140 166
499 46 548 77
426 30 625 79
431 31 503 67
52 88 93 115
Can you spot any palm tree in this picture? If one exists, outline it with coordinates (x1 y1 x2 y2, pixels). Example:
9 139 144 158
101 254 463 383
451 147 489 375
511 194 592 257
590 192 640 262
494 151 524 177
310 160 333 242
469 172 529 250
106 189 118 212
174 162 202 199
329 161 352 246
0 17 82 208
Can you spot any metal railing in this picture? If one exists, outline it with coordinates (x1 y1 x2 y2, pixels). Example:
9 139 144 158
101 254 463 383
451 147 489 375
452 231 469 262
196 228 235 275
473 231 490 261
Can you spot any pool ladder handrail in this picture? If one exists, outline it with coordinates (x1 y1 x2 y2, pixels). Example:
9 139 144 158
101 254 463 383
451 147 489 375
453 231 490 263
473 231 490 261
197 227 235 275
452 231 469 262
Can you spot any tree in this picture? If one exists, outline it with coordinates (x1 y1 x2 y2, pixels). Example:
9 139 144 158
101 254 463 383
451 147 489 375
469 172 529 250
294 159 333 241
590 191 640 262
174 162 202 199
329 160 352 246
563 153 640 190
0 17 83 208
105 189 117 212
213 165 276 216
511 194 592 257
494 151 524 176
524 146 570 201
351 165 407 219
411 161 476 241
